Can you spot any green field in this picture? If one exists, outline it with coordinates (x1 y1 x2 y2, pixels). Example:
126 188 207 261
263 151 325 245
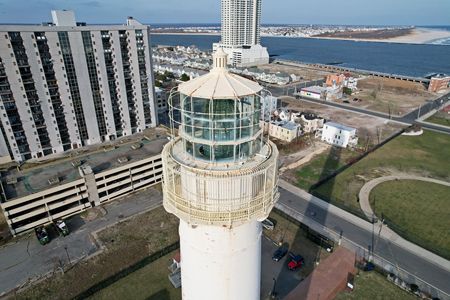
89 251 181 300
311 130 450 217
426 114 450 127
293 147 359 191
371 180 450 259
335 271 416 300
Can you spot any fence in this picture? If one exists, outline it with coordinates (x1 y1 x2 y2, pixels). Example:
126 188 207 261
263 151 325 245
275 203 450 300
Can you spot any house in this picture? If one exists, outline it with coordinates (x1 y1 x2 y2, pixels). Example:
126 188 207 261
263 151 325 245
325 85 343 101
300 86 325 100
320 122 358 148
326 74 346 87
261 120 301 142
344 76 359 91
296 113 324 133
428 75 450 93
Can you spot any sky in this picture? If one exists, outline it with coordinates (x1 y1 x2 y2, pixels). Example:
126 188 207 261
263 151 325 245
0 0 449 26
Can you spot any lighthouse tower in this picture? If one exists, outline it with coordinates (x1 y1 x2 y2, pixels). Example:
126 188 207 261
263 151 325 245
162 48 279 300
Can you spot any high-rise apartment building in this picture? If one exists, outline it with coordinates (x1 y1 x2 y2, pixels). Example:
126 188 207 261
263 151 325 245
0 10 157 163
213 0 269 67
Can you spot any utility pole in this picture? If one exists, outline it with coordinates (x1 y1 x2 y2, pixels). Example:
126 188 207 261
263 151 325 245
64 245 71 266
270 278 277 299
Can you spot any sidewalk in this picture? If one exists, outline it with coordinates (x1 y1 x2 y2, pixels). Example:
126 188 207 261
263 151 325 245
278 179 450 273
358 174 450 220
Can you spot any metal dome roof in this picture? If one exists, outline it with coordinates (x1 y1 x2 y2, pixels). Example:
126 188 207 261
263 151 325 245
178 48 263 99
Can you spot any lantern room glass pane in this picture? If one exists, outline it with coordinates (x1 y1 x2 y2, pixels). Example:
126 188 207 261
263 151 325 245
179 93 263 162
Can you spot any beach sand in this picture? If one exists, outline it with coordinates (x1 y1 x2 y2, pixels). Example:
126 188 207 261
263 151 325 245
384 28 450 43
151 28 450 45
310 28 450 44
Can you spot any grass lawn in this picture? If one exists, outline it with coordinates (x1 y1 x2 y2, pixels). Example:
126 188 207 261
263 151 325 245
370 180 450 259
88 251 181 300
426 114 450 127
15 206 179 300
335 271 416 300
292 147 360 191
311 130 450 217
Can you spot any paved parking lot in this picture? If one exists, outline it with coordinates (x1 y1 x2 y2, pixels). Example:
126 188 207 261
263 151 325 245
261 236 303 299
0 187 162 295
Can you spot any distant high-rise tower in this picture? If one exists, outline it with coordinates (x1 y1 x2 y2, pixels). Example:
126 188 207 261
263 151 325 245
214 0 269 67
162 49 279 300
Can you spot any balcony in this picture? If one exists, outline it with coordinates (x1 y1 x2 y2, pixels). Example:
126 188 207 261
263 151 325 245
162 138 279 226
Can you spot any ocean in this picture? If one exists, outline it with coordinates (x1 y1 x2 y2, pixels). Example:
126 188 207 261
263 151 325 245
151 33 450 78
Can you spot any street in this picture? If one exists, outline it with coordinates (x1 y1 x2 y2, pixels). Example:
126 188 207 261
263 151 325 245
0 183 449 298
277 187 450 297
287 92 450 135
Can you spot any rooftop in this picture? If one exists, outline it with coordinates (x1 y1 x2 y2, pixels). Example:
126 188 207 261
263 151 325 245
301 86 325 94
324 121 356 132
1 135 168 201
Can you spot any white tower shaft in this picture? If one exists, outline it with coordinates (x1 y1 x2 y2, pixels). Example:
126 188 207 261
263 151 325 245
179 220 262 300
163 50 278 300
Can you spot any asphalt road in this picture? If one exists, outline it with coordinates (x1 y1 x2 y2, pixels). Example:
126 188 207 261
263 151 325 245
278 188 450 296
289 92 450 134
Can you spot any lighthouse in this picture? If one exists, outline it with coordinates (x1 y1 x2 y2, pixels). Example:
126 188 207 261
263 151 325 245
162 48 279 300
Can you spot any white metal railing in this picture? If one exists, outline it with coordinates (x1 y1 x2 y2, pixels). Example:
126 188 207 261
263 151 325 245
162 139 279 226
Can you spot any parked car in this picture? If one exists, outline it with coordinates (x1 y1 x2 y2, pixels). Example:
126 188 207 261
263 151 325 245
363 261 375 271
272 245 288 262
287 252 304 270
55 220 70 237
35 226 50 245
262 218 275 231
306 229 334 252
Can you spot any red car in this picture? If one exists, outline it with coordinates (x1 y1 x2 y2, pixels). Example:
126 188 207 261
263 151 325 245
287 253 304 271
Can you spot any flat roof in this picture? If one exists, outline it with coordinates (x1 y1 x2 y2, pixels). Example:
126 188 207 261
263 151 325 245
301 86 324 94
270 120 299 131
0 23 147 32
1 135 168 201
324 121 356 132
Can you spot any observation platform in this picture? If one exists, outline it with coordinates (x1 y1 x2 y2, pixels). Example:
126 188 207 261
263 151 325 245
162 137 279 227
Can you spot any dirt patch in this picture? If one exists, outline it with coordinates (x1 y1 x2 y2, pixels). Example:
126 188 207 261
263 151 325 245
280 142 330 173
350 77 435 116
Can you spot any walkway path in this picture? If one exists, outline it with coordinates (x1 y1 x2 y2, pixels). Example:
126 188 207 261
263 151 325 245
358 174 450 221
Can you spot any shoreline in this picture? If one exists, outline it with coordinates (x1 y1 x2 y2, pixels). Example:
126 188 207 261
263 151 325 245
151 28 450 45
310 28 450 44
